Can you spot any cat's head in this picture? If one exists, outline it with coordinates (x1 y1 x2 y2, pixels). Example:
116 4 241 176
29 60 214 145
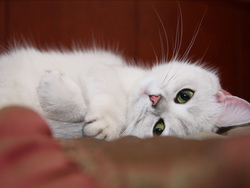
123 61 250 138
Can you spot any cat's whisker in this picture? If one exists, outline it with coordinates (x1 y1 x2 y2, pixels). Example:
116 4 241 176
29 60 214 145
172 17 178 60
199 43 210 63
158 26 165 61
172 3 183 61
139 109 147 128
150 42 159 63
181 10 206 62
124 105 148 136
177 3 184 60
173 17 181 60
137 105 148 122
166 72 178 85
162 64 179 88
162 62 173 85
123 109 143 135
163 70 179 89
153 6 169 62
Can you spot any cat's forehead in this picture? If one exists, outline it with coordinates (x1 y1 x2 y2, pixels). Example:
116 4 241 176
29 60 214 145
151 61 220 93
153 61 212 74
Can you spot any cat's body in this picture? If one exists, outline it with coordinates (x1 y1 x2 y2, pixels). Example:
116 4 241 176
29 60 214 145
0 47 249 140
0 47 147 140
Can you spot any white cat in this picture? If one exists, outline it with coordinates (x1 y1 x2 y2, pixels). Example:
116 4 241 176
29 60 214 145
0 47 249 140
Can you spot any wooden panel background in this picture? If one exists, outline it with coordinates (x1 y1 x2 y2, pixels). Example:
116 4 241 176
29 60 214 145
0 1 249 102
0 1 6 49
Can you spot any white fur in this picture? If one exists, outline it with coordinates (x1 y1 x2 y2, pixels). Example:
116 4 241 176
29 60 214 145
0 47 249 140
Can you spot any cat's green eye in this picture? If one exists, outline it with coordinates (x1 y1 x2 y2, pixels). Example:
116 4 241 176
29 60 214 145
175 89 194 104
153 119 165 136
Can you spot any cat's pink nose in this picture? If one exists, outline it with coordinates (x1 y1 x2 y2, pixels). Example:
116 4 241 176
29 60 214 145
149 95 161 106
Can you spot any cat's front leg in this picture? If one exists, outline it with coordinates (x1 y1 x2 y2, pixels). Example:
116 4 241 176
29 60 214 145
83 94 126 141
37 71 87 123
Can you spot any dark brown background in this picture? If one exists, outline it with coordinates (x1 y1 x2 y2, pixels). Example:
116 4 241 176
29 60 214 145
0 1 249 102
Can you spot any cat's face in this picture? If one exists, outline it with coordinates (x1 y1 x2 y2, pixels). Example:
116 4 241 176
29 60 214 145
123 61 222 138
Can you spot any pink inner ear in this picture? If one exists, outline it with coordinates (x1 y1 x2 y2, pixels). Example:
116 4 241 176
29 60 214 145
216 90 231 102
216 90 250 127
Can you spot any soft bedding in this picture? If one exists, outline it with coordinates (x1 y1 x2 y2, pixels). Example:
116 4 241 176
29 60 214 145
0 107 249 188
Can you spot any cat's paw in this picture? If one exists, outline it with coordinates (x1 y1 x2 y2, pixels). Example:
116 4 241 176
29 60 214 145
83 112 120 141
38 70 86 122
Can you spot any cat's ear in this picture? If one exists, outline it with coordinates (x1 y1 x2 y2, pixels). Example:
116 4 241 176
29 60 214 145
216 90 250 127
